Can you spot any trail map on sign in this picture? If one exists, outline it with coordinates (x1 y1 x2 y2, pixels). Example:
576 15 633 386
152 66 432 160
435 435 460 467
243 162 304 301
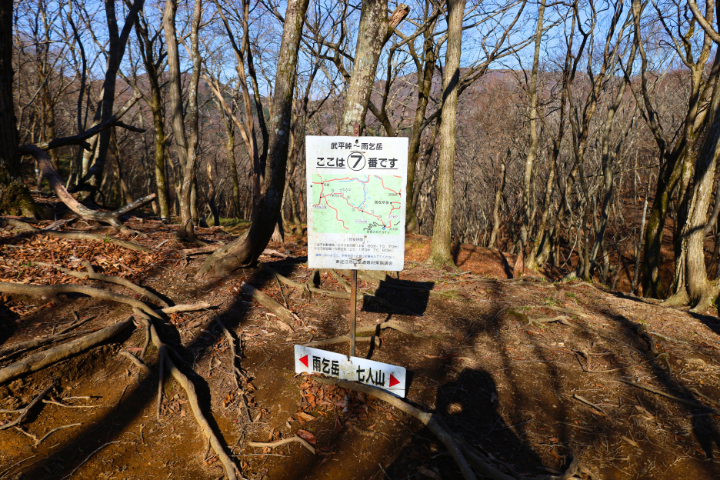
306 136 408 271
311 174 403 235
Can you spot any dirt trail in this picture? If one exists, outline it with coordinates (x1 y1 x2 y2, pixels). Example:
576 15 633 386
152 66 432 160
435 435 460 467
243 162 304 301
1 220 720 479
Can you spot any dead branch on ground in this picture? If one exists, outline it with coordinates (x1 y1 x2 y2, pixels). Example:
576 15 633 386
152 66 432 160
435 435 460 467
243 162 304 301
158 302 213 314
0 384 54 430
247 435 316 455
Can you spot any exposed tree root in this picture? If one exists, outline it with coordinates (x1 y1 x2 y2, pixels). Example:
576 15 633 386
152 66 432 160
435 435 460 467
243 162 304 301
119 350 151 376
3 219 151 252
261 265 417 315
134 309 239 480
247 435 316 455
305 335 381 348
620 380 720 415
0 317 134 384
31 261 169 308
312 377 584 480
213 316 245 388
0 281 161 319
0 329 92 360
304 320 426 348
241 282 298 328
0 384 54 430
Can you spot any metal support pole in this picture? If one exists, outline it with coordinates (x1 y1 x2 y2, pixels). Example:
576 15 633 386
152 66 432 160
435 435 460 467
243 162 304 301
349 269 357 357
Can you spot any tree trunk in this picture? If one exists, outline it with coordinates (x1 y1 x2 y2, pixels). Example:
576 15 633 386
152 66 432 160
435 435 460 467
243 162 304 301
0 0 39 217
520 0 546 255
79 0 145 193
405 19 438 233
489 150 509 249
427 0 465 267
164 0 202 241
197 0 311 278
338 2 409 135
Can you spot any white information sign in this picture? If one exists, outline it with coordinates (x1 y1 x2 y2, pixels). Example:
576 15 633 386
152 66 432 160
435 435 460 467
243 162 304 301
294 345 407 397
305 135 408 271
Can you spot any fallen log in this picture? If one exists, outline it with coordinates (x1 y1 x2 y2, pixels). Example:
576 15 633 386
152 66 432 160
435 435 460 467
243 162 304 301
19 145 154 229
0 317 134 384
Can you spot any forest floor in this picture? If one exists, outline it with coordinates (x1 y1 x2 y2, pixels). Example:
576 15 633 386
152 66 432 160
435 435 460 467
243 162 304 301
1 218 720 480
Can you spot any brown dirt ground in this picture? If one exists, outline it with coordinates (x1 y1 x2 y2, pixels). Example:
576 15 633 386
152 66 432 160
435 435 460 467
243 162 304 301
1 219 720 480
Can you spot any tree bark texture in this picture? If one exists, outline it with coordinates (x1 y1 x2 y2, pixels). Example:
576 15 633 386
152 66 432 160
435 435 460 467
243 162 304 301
428 0 465 267
0 0 38 217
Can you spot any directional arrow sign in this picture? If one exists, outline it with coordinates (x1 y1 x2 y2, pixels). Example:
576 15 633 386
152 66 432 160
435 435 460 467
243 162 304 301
294 345 406 397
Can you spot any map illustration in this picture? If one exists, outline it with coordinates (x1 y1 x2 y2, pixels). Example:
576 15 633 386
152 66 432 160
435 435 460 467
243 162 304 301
310 174 403 235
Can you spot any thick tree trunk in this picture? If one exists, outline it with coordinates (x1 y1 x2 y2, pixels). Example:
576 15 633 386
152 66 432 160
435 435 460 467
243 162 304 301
338 2 409 135
0 0 40 217
197 0 311 278
427 0 465 267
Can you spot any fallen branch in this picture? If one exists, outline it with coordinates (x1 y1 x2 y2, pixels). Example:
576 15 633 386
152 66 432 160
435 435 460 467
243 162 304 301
247 435 316 455
31 261 169 308
0 318 134 384
4 219 151 252
18 145 154 229
571 394 611 420
0 282 161 319
0 384 54 430
241 282 297 328
134 310 238 480
159 302 213 314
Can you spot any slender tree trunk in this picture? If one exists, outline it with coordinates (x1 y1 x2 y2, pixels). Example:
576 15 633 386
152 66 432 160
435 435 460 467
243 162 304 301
79 0 145 193
428 0 465 267
406 21 437 233
520 0 546 254
165 0 202 240
197 0 311 277
489 150 509 249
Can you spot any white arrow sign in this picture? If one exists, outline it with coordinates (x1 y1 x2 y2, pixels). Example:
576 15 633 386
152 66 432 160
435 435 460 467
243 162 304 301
294 345 406 397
